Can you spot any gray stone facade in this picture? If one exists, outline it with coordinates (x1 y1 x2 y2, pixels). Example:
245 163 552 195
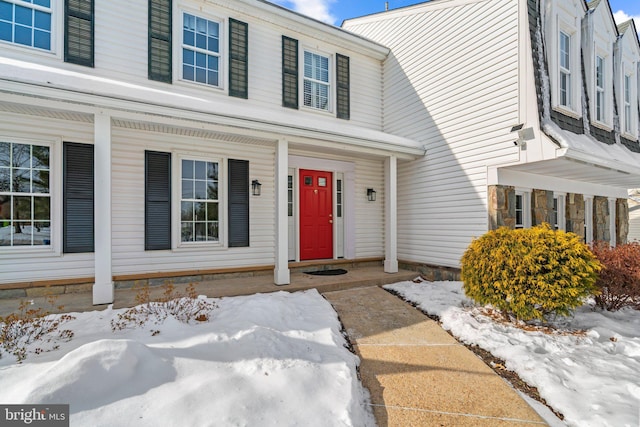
593 196 610 242
488 185 515 230
617 198 629 244
487 186 629 244
565 193 585 238
531 189 554 226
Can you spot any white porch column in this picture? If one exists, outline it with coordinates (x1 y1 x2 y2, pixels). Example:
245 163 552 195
93 112 114 304
384 155 398 273
608 197 617 246
274 139 290 285
585 196 594 244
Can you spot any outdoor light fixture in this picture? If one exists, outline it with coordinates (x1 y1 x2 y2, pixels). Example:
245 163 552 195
511 125 535 150
367 188 376 202
252 179 262 196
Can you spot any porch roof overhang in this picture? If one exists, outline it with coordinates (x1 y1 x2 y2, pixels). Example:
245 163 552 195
0 57 424 160
499 120 640 195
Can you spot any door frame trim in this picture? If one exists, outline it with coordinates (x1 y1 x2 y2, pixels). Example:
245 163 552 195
289 155 356 261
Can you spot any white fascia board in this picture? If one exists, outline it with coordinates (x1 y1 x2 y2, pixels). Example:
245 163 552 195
0 59 423 158
220 0 390 60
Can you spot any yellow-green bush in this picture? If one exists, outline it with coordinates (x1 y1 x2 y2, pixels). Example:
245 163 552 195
461 224 601 321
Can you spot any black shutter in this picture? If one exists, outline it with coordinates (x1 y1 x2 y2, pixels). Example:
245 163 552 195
229 19 248 99
63 142 94 253
282 36 299 109
336 54 350 120
148 0 172 83
145 151 171 250
64 0 94 67
228 159 249 247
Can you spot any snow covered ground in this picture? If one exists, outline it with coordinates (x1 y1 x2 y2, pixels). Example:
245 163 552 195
385 280 640 427
0 290 375 427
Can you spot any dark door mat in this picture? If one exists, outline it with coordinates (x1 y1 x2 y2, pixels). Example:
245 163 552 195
304 269 348 276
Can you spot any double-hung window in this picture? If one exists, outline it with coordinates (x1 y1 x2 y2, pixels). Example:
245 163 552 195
303 50 330 111
180 159 219 243
559 31 572 108
182 12 220 87
0 0 52 51
515 193 524 229
0 141 50 247
624 74 631 134
595 56 605 122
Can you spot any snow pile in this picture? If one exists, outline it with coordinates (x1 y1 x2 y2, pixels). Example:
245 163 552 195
385 281 640 427
0 290 375 427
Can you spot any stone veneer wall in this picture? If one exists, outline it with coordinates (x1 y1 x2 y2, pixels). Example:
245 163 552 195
565 193 585 239
485 187 628 244
531 189 554 226
488 185 515 230
616 198 629 244
593 196 610 242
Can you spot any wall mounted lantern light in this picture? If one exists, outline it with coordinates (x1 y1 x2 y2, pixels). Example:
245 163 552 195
252 180 262 196
367 188 376 202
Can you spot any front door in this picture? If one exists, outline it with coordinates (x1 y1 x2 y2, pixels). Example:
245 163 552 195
299 169 333 260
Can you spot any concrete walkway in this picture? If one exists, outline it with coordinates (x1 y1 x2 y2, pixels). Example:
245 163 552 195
324 286 547 427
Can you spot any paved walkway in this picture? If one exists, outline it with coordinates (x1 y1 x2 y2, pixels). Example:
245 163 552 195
324 286 548 427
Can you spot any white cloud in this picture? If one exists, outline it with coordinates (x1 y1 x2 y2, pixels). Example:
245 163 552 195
271 0 337 25
612 10 640 36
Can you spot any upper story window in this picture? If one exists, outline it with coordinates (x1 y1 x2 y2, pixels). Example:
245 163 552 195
0 0 52 51
624 74 632 134
595 55 605 123
559 31 572 108
303 50 330 111
182 12 221 87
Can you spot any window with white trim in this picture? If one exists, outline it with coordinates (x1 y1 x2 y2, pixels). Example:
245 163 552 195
0 141 50 247
0 0 52 51
182 12 221 87
559 31 572 108
515 193 524 229
180 159 219 243
303 50 330 111
624 74 632 134
595 56 605 122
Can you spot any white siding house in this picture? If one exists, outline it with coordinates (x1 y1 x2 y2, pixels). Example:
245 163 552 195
344 0 640 269
0 0 423 303
1 0 640 303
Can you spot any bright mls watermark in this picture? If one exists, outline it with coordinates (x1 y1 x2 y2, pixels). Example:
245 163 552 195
1 405 69 426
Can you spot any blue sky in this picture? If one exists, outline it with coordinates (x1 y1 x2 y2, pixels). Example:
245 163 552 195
272 0 640 30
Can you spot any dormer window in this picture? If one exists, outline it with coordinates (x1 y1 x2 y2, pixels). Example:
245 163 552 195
559 31 572 108
595 56 605 122
624 74 631 134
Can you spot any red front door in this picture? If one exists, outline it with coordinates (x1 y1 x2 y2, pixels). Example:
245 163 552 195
299 169 333 260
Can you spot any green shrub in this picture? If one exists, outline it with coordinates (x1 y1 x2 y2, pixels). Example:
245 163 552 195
590 241 640 311
461 224 601 321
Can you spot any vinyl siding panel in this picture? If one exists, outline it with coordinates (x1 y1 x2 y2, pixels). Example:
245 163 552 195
0 112 95 283
0 1 384 132
344 0 521 268
111 126 276 276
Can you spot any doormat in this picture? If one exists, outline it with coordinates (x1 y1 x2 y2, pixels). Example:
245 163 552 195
304 269 348 276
